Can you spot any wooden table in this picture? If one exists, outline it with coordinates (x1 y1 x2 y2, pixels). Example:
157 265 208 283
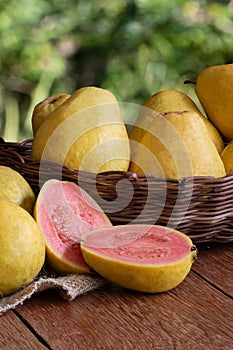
1 242 232 350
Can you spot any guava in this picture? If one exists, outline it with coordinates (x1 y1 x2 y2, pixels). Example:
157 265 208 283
0 166 36 214
80 224 197 293
0 198 45 296
195 63 233 141
129 89 224 154
34 179 112 274
221 140 233 174
129 111 226 179
32 86 130 173
32 93 70 135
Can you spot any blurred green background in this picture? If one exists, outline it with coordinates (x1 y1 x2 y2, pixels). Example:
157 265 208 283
0 0 232 141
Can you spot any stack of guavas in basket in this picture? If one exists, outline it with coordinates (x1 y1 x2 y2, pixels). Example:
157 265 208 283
1 63 233 298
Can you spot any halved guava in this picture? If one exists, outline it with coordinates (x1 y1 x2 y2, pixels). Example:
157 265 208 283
81 225 197 293
34 179 112 274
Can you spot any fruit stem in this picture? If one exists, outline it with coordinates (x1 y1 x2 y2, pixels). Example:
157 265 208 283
183 79 196 85
191 245 198 260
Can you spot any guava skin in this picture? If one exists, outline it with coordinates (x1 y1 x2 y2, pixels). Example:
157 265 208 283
0 198 45 296
0 165 36 214
32 86 130 173
32 93 70 135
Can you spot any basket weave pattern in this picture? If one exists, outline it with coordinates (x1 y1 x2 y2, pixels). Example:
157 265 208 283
1 137 233 244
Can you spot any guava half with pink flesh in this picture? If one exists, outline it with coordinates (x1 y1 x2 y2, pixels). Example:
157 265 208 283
81 225 197 292
34 179 112 274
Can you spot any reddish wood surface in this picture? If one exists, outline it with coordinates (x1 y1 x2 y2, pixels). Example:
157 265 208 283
0 310 47 349
1 243 233 350
192 242 233 296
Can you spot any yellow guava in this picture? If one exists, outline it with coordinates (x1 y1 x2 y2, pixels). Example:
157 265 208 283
129 111 226 179
195 63 233 141
32 86 130 173
0 198 45 296
221 140 233 174
0 166 36 214
32 93 70 135
129 89 224 155
81 224 197 293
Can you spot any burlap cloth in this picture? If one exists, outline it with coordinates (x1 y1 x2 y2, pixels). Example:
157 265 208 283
0 266 107 315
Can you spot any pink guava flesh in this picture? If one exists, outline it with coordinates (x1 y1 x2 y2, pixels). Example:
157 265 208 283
82 225 192 265
37 180 111 267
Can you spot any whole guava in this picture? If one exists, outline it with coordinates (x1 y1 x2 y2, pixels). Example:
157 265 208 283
0 166 36 214
0 198 45 296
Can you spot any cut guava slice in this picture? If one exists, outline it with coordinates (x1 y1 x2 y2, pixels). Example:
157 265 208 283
34 179 112 274
81 224 197 292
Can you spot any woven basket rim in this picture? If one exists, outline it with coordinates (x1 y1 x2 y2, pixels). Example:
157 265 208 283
1 137 233 244
1 137 233 182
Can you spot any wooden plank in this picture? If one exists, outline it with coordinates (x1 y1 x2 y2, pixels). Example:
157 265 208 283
192 243 233 296
16 271 233 350
0 310 48 350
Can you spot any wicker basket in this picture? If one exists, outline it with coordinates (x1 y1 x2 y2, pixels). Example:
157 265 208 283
1 137 233 244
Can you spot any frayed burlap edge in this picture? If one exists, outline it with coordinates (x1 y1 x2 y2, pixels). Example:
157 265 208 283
0 268 107 315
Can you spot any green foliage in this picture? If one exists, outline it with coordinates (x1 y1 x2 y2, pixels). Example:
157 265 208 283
0 0 232 140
